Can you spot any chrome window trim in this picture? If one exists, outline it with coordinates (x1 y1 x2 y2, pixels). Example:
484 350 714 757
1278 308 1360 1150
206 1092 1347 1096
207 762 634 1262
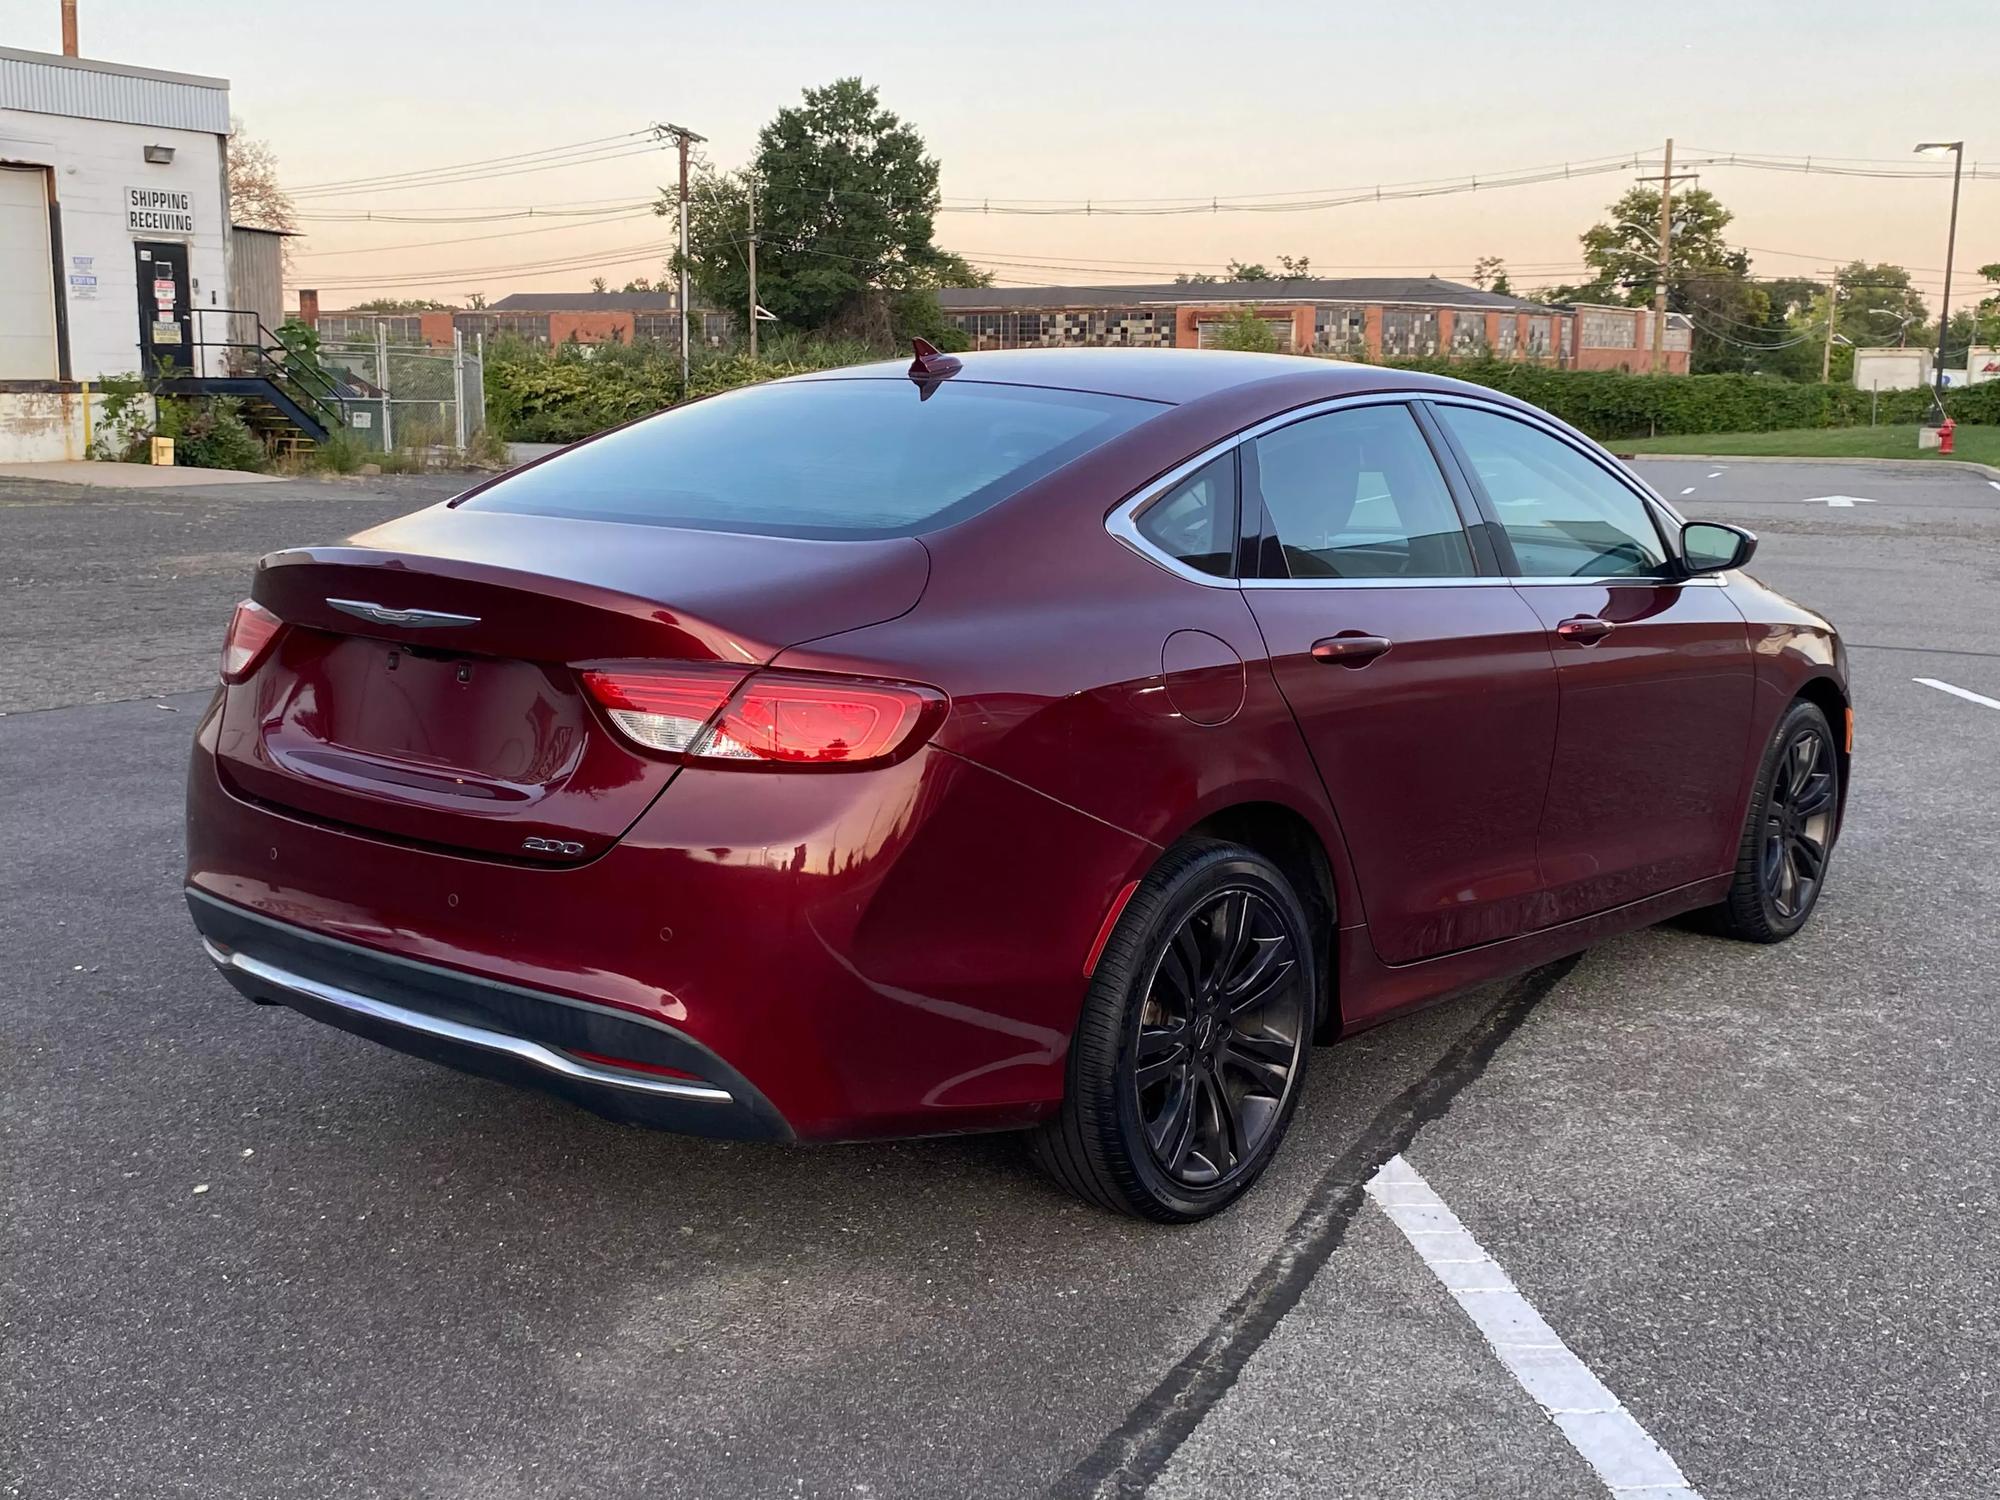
1105 389 1723 591
203 940 735 1104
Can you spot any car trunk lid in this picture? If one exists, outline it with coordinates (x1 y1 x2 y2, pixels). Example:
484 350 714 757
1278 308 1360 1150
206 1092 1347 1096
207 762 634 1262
213 509 929 863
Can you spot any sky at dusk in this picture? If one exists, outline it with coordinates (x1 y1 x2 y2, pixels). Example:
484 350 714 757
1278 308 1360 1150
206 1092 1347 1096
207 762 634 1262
20 0 1999 310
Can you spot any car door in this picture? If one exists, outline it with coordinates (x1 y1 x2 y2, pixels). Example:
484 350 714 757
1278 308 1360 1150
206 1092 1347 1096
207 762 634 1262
1239 399 1559 966
1427 399 1757 925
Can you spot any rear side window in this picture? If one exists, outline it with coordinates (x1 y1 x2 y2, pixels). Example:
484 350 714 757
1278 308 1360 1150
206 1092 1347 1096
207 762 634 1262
1133 454 1238 578
1249 404 1472 579
1435 405 1667 578
458 377 1162 539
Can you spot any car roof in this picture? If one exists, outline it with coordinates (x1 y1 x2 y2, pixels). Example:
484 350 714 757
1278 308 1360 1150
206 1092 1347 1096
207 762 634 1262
799 347 1501 407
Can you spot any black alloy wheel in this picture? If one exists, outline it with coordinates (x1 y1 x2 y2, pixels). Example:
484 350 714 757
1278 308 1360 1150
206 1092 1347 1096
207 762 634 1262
1031 840 1318 1222
1132 888 1306 1189
1710 698 1841 943
1761 721 1837 919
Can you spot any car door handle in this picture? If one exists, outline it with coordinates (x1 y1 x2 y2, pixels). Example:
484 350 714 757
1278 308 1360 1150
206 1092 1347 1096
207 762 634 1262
1310 634 1393 667
1556 615 1615 645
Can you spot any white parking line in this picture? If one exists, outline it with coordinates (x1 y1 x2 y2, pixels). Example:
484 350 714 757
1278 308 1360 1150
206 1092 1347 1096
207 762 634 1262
1989 480 2000 492
1707 470 1724 479
1679 486 1696 495
1366 1155 1704 1500
1915 677 2000 711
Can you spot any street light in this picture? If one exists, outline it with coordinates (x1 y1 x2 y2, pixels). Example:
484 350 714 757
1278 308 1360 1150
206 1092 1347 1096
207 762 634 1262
1915 140 1964 409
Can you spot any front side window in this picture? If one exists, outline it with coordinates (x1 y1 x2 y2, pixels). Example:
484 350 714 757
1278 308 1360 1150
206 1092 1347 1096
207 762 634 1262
1249 404 1472 579
1133 454 1238 579
459 377 1162 539
1434 405 1667 578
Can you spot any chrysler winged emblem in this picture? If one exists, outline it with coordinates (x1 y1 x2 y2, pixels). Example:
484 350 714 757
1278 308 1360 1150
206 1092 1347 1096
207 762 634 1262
327 598 481 629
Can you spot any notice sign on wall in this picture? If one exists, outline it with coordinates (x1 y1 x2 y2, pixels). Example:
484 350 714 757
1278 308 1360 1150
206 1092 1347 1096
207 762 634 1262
126 187 195 235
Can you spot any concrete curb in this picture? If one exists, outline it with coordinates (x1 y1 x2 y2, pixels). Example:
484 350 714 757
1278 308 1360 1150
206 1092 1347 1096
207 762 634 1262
0 461 284 488
1616 452 2000 481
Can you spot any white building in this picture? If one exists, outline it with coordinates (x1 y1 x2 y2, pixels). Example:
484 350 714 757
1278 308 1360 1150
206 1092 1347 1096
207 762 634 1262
1 44 234 459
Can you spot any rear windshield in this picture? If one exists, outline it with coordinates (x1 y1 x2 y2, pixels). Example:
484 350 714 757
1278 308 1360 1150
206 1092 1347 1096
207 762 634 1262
458 376 1164 538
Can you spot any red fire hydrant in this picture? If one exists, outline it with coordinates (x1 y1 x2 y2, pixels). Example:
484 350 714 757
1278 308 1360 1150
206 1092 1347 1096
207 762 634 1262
1939 416 1956 455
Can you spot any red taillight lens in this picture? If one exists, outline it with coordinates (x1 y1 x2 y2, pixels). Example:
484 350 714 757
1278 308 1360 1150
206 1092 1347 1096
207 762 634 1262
580 664 746 753
582 664 943 769
700 676 941 766
220 599 284 683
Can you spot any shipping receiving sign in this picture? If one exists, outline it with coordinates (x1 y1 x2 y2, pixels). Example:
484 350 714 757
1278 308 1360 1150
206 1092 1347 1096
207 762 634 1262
126 187 195 235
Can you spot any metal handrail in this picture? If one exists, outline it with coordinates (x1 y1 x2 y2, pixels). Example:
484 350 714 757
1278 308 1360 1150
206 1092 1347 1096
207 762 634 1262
189 307 353 432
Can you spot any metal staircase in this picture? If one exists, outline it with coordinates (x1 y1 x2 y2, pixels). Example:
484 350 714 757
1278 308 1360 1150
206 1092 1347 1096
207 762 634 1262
168 310 353 459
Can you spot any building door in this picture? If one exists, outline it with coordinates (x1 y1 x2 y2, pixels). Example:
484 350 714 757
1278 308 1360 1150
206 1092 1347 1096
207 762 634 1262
135 241 192 371
0 165 59 379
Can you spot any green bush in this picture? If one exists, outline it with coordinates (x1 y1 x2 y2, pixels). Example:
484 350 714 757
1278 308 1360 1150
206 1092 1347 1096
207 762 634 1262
1377 357 2000 441
162 397 266 471
484 335 881 444
307 429 368 474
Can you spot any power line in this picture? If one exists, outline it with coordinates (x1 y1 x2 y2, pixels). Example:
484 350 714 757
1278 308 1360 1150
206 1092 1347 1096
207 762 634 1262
293 143 669 201
294 209 657 258
307 236 673 289
291 130 651 194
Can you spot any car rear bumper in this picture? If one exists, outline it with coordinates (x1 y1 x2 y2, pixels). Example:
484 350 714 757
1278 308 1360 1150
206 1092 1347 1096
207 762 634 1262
186 689 1158 1140
188 888 793 1141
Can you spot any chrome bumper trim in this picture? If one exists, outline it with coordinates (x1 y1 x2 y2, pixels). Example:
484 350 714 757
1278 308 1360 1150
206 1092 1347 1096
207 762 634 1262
204 940 734 1104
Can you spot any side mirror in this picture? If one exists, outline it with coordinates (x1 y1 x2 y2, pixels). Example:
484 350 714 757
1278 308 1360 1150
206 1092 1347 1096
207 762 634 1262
1681 520 1756 575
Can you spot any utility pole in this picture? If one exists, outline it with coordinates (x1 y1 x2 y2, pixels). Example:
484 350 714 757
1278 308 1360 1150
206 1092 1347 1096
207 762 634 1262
655 123 706 395
1652 138 1673 375
1821 272 1840 383
1635 139 1697 375
747 173 759 361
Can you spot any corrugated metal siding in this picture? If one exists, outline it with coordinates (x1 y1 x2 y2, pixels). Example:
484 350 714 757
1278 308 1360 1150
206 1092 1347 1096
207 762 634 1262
0 54 228 134
227 228 285 343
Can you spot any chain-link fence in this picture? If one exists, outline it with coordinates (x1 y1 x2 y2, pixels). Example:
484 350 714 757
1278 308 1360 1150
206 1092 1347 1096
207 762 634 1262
317 329 486 453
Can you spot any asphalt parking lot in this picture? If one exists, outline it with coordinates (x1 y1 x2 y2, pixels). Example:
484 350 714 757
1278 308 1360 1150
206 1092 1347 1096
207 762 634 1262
3 455 1997 1499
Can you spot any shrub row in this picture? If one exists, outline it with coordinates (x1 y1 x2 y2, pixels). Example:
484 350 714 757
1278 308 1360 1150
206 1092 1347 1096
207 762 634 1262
484 337 879 444
484 336 2000 447
1379 358 2000 441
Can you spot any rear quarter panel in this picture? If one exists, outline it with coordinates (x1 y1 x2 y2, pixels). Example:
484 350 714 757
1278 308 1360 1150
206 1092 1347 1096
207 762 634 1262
771 404 1365 931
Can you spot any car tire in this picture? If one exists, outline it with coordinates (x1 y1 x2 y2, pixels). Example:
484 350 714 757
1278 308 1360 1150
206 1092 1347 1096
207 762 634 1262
1030 839 1317 1222
1707 698 1841 943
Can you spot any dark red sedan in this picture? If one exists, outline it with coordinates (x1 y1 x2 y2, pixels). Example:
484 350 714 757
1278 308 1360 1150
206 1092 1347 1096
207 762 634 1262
187 347 1848 1221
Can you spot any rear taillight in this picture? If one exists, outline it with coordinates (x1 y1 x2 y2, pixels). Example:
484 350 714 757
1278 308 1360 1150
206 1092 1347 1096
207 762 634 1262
580 664 746 752
581 665 943 769
220 599 285 683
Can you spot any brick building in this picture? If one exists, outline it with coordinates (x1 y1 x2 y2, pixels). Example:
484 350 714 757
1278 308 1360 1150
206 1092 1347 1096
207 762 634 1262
937 277 1692 373
295 289 732 349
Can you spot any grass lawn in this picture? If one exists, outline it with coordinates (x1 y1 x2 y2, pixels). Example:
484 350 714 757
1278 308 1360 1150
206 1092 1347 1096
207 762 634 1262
1620 424 2000 467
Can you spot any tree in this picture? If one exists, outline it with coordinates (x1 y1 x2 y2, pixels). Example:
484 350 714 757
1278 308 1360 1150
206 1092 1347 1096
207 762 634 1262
1471 255 1511 295
1580 186 1737 305
463 291 488 310
1177 255 1312 286
351 297 454 313
1210 309 1280 353
226 119 296 233
589 276 609 294
1969 263 2000 347
1578 185 1778 374
675 79 983 341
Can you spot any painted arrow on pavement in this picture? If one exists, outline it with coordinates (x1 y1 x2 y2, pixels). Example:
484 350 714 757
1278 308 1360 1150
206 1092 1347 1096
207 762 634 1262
1802 495 1877 508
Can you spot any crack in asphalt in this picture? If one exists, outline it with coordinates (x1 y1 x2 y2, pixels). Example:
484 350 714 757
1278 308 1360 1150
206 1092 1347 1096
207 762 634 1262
1053 956 1582 1500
